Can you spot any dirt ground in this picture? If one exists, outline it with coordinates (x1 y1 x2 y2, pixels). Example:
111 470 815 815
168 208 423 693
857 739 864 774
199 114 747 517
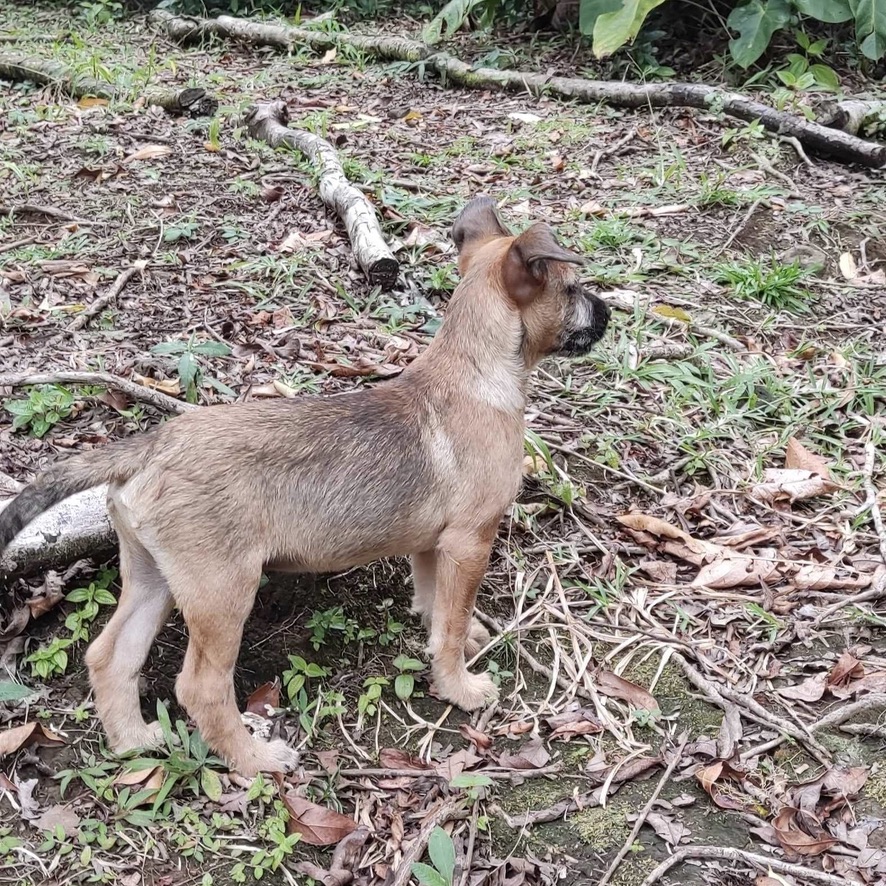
1 3 886 886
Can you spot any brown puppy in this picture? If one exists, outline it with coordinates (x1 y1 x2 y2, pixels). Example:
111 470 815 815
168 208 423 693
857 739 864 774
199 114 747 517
0 197 609 775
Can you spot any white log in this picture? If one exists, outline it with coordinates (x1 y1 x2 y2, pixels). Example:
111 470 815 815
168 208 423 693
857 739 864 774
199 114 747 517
245 101 399 290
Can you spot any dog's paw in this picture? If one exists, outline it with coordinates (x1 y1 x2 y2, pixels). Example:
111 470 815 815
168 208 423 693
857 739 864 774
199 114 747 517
436 670 499 711
234 738 300 776
110 719 165 756
465 618 492 659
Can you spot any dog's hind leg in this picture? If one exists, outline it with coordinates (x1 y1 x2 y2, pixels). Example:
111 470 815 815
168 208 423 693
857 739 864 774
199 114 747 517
85 525 174 754
170 559 298 776
428 525 499 711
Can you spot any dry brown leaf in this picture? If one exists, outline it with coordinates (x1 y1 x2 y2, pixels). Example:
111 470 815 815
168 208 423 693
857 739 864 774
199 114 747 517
838 252 858 280
77 96 109 109
827 652 864 689
545 708 603 742
497 738 550 770
696 760 756 812
785 438 832 479
315 750 339 773
320 47 337 64
33 804 80 835
378 748 429 770
596 671 659 712
113 765 164 805
245 681 281 718
0 722 65 757
283 793 357 846
434 747 481 781
749 469 838 505
692 554 780 589
123 144 172 163
790 565 871 591
776 672 827 702
132 374 181 396
644 811 689 846
773 806 838 857
459 724 493 751
617 513 720 566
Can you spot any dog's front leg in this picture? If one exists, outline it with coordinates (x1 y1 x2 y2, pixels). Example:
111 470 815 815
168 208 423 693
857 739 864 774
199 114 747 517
410 551 436 629
428 526 499 711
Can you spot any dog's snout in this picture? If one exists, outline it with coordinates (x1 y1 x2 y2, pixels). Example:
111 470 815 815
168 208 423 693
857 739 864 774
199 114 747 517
556 290 610 357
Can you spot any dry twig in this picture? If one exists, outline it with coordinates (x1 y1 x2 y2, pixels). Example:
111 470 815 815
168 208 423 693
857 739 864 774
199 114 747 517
67 261 147 333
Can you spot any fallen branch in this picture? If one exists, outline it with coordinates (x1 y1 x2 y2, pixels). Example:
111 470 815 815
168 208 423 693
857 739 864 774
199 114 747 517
859 440 886 565
0 371 197 415
67 261 147 333
1 203 94 226
639 845 849 886
150 9 886 167
0 52 218 117
596 733 688 886
388 797 468 886
0 485 114 581
821 99 886 137
809 693 886 732
244 101 398 290
0 372 196 579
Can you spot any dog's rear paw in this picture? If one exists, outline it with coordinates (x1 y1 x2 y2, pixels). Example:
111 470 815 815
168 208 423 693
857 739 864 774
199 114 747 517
234 738 300 776
436 670 499 711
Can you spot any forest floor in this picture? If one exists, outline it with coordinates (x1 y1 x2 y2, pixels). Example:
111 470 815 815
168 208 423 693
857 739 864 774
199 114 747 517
1 3 886 886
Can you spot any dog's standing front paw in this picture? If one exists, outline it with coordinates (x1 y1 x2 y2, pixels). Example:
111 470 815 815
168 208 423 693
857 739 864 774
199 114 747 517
110 719 165 756
435 669 499 711
233 738 300 777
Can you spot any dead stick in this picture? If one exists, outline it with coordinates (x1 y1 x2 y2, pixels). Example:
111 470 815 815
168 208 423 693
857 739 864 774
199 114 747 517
244 101 398 290
388 797 468 886
67 261 146 333
0 235 37 255
813 565 886 626
809 692 886 732
302 764 560 780
596 733 688 886
639 845 848 886
1 203 94 226
0 371 197 415
860 439 886 565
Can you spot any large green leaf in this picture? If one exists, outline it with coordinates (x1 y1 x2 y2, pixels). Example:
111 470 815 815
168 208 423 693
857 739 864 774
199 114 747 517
422 0 486 44
794 0 853 22
428 828 456 885
592 0 668 57
578 0 623 35
851 0 886 59
727 0 793 68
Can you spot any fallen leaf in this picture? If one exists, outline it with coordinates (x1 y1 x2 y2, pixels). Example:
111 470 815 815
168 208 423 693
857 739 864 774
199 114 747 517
315 750 340 773
282 793 357 846
838 252 858 280
459 724 493 751
497 738 550 770
827 652 864 689
596 671 659 712
696 760 756 812
507 112 542 124
692 554 780 589
33 804 80 835
785 438 831 479
652 304 692 323
245 681 281 718
545 707 603 741
378 748 429 770
132 374 181 396
749 469 838 505
773 806 837 857
123 144 171 163
321 47 337 64
0 722 65 757
262 185 283 203
644 811 689 846
434 747 481 781
77 96 109 109
776 672 827 702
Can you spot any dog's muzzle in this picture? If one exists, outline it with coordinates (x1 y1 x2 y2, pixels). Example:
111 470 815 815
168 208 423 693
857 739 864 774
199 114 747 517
557 292 611 356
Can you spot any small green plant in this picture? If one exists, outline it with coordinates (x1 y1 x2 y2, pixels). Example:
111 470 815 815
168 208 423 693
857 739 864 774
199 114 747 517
65 567 118 643
450 772 493 801
392 655 425 702
5 385 75 437
77 0 122 27
163 216 200 243
118 701 226 824
357 676 388 726
307 606 361 649
714 258 811 311
412 826 456 886
26 637 73 679
150 337 234 403
282 655 330 705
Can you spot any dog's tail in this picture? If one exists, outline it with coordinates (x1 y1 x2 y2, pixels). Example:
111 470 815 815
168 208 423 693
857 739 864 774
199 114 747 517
0 435 153 555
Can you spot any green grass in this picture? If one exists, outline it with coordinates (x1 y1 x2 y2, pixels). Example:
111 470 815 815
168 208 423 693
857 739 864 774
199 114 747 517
714 257 812 310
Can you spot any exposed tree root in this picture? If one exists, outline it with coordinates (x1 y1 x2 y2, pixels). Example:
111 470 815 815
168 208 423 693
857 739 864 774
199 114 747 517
150 9 886 167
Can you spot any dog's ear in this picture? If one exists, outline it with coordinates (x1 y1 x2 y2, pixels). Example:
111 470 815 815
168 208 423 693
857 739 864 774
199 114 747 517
502 223 584 304
452 196 510 256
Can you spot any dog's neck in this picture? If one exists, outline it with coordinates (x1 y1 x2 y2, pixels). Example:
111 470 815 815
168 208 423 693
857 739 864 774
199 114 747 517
415 273 528 415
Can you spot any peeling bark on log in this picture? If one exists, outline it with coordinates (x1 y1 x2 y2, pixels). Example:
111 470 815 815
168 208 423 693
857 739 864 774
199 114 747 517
0 484 115 581
820 99 886 137
245 101 399 290
0 52 218 117
149 9 886 168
